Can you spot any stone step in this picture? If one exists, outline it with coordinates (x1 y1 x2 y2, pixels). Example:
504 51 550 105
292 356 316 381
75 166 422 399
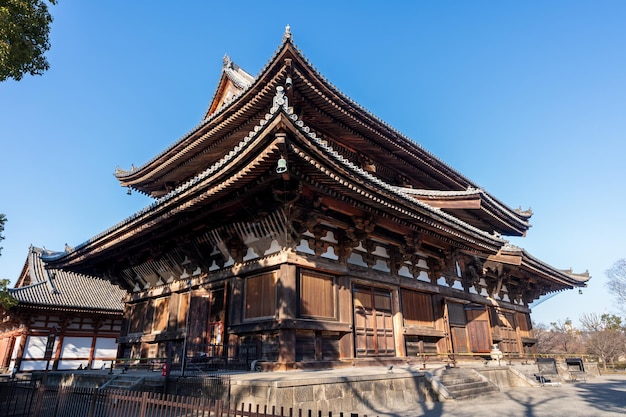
445 381 492 392
102 375 143 391
450 385 499 400
435 368 499 400
439 375 483 385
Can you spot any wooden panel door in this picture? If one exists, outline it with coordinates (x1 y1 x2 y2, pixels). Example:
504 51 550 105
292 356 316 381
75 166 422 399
353 287 395 357
447 302 468 353
451 326 469 353
499 312 520 354
466 306 492 353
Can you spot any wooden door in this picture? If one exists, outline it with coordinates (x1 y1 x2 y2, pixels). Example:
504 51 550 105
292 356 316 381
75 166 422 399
498 312 519 354
447 302 469 353
465 306 491 353
353 287 395 357
447 302 492 354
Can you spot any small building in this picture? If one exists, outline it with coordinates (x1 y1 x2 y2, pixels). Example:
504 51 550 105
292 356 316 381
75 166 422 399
43 28 589 370
0 246 126 372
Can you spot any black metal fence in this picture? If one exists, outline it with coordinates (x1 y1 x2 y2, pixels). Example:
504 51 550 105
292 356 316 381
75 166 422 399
114 343 260 376
182 343 259 374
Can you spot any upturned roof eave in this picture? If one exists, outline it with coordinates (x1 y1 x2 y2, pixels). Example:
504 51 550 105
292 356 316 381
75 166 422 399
392 187 531 236
489 244 589 288
45 99 507 271
113 35 298 192
45 109 293 268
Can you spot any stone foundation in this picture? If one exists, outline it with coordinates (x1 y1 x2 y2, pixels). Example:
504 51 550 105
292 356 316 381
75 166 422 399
228 370 435 415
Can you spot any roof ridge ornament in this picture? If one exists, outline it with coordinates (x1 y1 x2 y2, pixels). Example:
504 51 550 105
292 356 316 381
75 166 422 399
271 86 289 114
283 24 292 43
223 54 232 69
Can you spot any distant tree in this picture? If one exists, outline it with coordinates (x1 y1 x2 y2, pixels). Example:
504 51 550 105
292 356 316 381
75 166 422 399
0 0 57 82
0 279 17 310
534 319 585 355
579 313 626 370
534 322 558 353
0 216 16 310
0 213 5 256
606 259 626 314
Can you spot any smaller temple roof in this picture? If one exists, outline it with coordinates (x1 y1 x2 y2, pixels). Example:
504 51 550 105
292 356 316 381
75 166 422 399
392 186 532 236
10 246 126 312
486 243 589 289
204 55 255 119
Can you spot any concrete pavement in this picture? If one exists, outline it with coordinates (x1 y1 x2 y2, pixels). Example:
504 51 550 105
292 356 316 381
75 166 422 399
365 374 626 417
27 365 626 416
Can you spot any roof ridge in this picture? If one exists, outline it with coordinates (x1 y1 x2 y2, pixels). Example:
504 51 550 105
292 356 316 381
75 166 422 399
9 280 47 293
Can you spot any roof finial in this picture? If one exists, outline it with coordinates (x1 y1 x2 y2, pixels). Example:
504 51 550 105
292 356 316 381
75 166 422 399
283 24 292 42
223 54 232 69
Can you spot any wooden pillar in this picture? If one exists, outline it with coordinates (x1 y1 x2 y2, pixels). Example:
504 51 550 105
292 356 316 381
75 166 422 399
392 288 406 358
228 277 243 326
227 278 242 359
337 275 354 360
277 264 296 367
14 331 27 371
89 318 105 368
0 336 11 369
52 319 69 371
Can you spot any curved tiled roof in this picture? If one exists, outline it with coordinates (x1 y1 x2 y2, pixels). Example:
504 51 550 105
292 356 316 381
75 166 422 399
496 243 589 287
43 87 506 268
116 27 502 197
11 247 126 312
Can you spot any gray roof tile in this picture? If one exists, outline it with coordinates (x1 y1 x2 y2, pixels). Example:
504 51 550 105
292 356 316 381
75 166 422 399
11 247 126 312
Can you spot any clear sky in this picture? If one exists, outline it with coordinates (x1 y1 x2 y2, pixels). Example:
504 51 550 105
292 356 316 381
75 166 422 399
1 1 625 326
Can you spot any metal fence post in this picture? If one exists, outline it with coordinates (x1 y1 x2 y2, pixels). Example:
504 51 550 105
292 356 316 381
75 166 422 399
88 388 99 417
32 382 45 417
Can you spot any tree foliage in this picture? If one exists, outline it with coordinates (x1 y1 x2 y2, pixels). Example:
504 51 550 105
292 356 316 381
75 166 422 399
607 259 626 314
0 279 17 310
0 0 56 82
0 217 16 310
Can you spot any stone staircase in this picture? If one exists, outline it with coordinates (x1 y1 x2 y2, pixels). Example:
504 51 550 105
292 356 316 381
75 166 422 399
435 367 499 400
100 374 144 391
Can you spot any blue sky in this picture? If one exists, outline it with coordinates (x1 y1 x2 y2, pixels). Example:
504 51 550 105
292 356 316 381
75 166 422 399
1 1 625 326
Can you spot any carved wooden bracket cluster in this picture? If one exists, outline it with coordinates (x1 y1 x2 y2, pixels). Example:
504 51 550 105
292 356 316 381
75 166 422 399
459 254 484 293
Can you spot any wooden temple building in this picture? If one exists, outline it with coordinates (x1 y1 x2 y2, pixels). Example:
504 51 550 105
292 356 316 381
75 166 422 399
0 246 126 372
43 28 589 370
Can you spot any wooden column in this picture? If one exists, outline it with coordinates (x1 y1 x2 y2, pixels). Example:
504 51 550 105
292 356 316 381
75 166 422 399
277 264 296 368
14 331 27 371
227 278 243 359
392 288 406 358
337 275 354 360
